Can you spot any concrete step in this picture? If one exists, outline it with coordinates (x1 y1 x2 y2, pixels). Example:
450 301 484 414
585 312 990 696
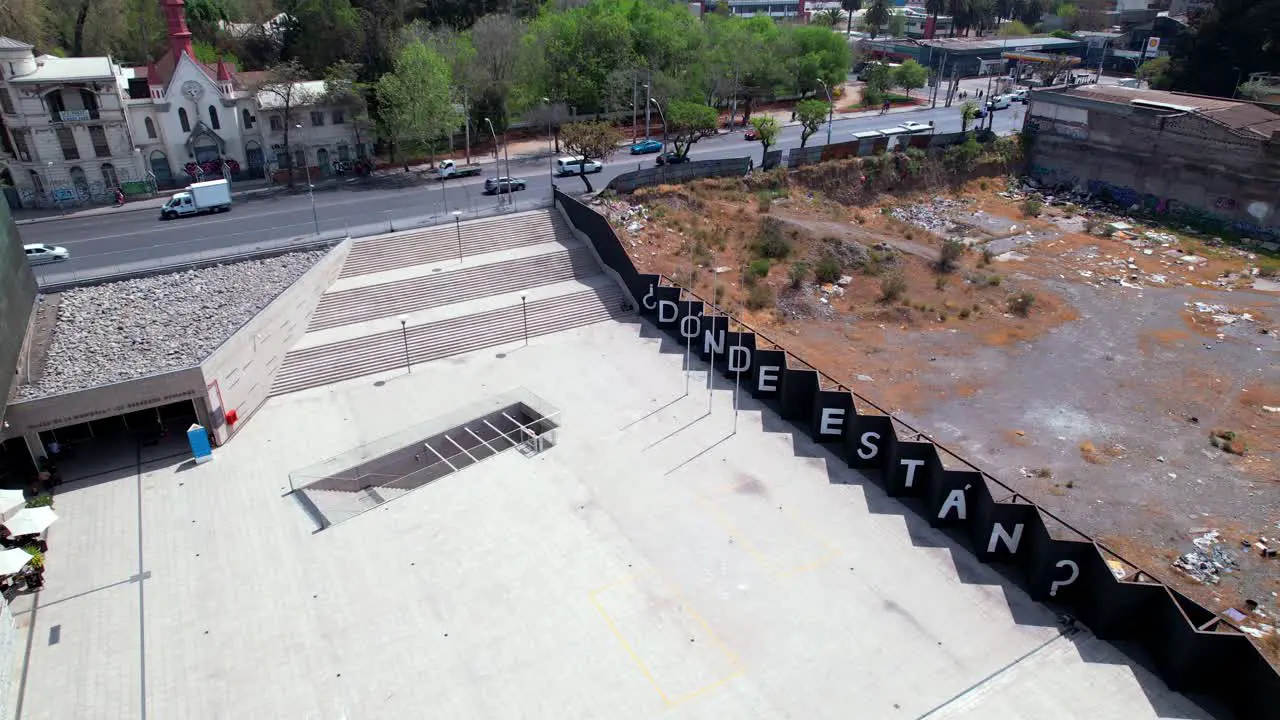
309 245 600 332
271 284 626 396
339 210 570 279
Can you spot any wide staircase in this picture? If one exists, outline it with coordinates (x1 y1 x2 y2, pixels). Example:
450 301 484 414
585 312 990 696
271 209 626 396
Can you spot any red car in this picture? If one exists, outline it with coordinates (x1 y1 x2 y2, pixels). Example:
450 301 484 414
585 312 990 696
744 126 759 141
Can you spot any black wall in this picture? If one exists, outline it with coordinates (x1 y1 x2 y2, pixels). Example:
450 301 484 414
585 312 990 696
0 196 36 426
554 188 1280 719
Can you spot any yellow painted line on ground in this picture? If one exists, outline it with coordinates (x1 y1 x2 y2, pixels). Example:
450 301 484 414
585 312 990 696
589 570 744 709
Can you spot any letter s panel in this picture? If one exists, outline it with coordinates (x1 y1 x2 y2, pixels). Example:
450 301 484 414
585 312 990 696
842 413 895 475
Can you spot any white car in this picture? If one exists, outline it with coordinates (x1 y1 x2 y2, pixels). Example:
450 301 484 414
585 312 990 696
900 120 933 133
24 243 69 265
554 157 603 176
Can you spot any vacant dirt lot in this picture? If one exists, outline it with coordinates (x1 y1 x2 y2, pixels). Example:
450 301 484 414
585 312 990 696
599 172 1280 663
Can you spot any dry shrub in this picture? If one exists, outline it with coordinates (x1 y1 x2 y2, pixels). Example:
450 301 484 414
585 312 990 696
1079 440 1105 464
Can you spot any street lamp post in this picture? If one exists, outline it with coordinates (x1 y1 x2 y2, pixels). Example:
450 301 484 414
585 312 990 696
453 210 463 262
542 97 554 196
649 97 668 157
484 117 502 208
518 291 529 346
296 123 319 235
817 78 833 145
397 315 411 374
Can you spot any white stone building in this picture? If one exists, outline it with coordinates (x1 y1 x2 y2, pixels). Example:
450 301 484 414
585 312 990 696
0 0 371 208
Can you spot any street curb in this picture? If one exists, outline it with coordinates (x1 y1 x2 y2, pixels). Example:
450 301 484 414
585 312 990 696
14 185 290 226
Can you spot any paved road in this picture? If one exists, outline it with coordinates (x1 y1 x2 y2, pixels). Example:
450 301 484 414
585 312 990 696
24 102 1026 285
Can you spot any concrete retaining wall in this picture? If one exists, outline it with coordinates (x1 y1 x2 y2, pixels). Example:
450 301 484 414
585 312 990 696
605 157 751 192
200 240 351 444
1 368 206 438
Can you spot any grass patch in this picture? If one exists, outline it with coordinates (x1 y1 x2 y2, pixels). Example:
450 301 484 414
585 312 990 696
1021 198 1043 217
788 261 809 289
880 271 907 303
1079 440 1105 465
814 256 842 284
752 216 791 259
746 284 774 310
1007 290 1035 316
748 258 771 278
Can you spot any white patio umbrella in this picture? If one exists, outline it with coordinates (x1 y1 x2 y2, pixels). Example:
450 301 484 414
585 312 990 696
0 490 26 520
0 548 33 576
3 507 57 536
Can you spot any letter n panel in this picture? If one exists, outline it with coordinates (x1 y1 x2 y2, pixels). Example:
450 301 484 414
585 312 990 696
750 349 786 401
778 367 818 422
696 315 731 362
808 390 853 446
968 491 1038 564
886 440 937 498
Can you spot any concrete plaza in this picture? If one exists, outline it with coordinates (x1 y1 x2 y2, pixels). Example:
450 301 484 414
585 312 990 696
7 318 1210 719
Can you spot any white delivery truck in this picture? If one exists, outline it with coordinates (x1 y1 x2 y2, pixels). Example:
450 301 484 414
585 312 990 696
160 178 232 220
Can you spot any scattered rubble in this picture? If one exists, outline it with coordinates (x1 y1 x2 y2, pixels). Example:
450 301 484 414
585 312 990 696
889 197 970 234
1172 530 1238 584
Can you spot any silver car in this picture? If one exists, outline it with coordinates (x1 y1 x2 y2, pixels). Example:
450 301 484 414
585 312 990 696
24 243 69 265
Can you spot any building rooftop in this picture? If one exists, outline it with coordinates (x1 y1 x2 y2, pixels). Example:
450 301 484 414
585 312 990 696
7 318 1210 719
1050 84 1280 138
7 55 117 83
0 36 33 50
919 35 1082 52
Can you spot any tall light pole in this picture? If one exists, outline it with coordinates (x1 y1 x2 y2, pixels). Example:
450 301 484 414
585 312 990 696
643 79 652 139
542 97 554 196
817 78 833 145
296 123 319 235
397 314 411 374
453 210 463 262
518 291 529 346
484 117 502 208
649 97 668 156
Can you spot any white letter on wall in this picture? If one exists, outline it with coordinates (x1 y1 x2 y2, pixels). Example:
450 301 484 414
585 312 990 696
657 300 678 323
1049 560 1080 597
703 327 724 356
642 284 656 310
987 523 1025 554
757 365 780 393
938 488 967 521
857 432 880 460
728 345 751 373
819 408 845 437
679 315 700 339
900 458 925 488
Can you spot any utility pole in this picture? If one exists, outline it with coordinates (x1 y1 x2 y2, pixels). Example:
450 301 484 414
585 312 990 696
644 70 652 140
463 89 471 165
631 71 638 143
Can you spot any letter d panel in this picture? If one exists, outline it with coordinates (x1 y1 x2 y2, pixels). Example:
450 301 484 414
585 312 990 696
653 286 684 336
809 391 852 446
887 441 938 498
721 331 756 377
750 349 787 401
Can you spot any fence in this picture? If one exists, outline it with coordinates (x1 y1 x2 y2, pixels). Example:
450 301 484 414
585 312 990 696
551 187 1280 720
606 157 752 192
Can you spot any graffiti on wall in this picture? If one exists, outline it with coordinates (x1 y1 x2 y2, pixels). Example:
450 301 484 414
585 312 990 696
1084 180 1277 240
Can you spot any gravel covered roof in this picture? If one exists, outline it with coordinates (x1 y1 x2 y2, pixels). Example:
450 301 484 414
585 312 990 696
15 251 325 402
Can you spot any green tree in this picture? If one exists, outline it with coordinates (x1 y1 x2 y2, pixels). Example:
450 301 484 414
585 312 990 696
280 0 360 74
324 60 373 160
1136 56 1171 88
893 58 927 98
183 0 229 43
998 20 1031 35
960 100 979 131
862 62 894 94
559 120 622 192
794 99 830 148
707 15 786 124
750 115 780 168
812 8 844 27
887 12 907 38
865 0 891 38
781 24 851 100
253 60 316 186
376 42 458 163
521 2 636 114
842 0 863 34
664 100 718 159
1054 3 1078 29
192 41 240 68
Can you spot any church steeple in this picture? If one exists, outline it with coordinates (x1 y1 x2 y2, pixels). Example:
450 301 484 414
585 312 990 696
162 0 194 62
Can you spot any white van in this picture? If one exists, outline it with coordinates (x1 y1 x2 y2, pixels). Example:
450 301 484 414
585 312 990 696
555 157 603 176
987 94 1012 111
